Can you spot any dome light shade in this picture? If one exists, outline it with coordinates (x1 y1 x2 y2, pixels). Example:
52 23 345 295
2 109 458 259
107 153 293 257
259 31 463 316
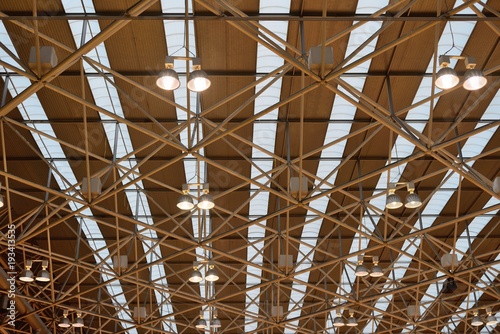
187 70 211 92
435 67 459 89
156 69 180 90
36 269 51 282
0 193 4 208
333 314 345 327
195 317 206 329
370 264 384 277
205 266 219 282
210 317 221 328
463 69 486 90
405 191 422 209
177 194 194 210
189 269 203 283
20 268 34 282
471 314 483 326
72 314 84 328
346 313 358 327
386 193 403 209
355 263 368 277
486 314 498 326
58 317 71 328
197 193 214 210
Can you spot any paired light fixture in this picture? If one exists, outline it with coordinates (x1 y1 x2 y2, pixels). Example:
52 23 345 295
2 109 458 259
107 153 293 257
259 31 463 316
195 308 222 330
157 56 211 92
177 183 214 211
333 311 358 327
355 255 384 277
19 260 51 282
471 308 498 327
435 55 486 91
58 311 84 328
386 182 422 210
189 261 219 283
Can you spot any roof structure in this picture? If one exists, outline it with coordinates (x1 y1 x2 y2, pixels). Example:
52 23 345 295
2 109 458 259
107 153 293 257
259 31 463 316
0 1 499 334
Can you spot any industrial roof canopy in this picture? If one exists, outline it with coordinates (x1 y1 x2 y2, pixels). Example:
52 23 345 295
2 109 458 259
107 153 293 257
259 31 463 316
0 1 499 334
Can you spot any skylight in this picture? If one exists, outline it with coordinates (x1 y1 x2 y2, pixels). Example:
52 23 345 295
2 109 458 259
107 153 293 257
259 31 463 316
245 1 290 332
160 0 214 327
63 1 174 331
0 20 137 331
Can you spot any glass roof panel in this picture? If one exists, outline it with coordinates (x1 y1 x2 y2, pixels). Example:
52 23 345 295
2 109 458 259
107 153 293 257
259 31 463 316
246 1 290 331
60 1 174 330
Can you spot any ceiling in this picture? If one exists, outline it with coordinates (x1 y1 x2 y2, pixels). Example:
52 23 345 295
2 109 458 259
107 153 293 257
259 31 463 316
0 1 499 333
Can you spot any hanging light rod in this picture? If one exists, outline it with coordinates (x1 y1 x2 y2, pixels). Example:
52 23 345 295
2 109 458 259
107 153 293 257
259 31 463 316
435 55 486 91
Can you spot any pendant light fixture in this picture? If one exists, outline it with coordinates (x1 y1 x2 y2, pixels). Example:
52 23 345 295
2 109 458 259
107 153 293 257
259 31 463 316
205 262 219 282
370 256 384 277
195 311 207 329
58 311 71 328
156 56 180 90
19 260 34 282
187 58 211 92
355 255 369 277
346 312 358 327
35 260 51 282
405 182 422 209
386 183 403 209
72 313 84 328
435 55 459 90
486 308 498 326
471 312 483 326
333 311 345 327
189 262 203 283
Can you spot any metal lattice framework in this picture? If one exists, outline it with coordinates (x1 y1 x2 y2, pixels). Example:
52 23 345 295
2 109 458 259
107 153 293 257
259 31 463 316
0 1 499 334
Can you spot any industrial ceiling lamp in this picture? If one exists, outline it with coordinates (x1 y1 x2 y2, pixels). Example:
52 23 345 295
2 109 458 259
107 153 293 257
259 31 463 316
19 260 34 282
435 55 459 90
355 256 369 277
197 186 214 210
72 312 84 328
177 186 195 210
386 183 403 209
333 312 345 327
156 56 180 90
370 256 384 277
405 182 422 209
486 308 498 326
210 311 222 328
189 262 203 283
58 311 71 328
346 312 358 327
471 312 483 327
187 58 211 92
35 260 51 282
195 311 207 329
205 262 219 282
463 57 487 90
